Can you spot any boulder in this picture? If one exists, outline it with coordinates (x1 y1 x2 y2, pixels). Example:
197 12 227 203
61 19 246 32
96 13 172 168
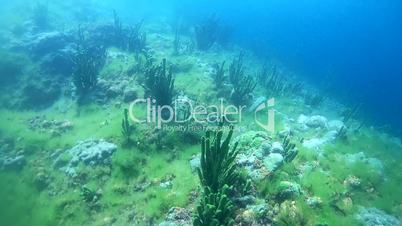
277 181 301 199
305 115 328 129
189 155 200 172
2 155 26 170
235 131 270 154
59 139 117 177
260 141 272 156
271 141 284 154
355 207 401 226
263 153 284 172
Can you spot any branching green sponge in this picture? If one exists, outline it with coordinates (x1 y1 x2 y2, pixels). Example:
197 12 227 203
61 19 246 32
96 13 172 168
197 123 239 193
194 122 239 226
193 185 235 226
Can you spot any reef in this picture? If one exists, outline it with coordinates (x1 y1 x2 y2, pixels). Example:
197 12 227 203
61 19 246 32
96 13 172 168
0 3 401 226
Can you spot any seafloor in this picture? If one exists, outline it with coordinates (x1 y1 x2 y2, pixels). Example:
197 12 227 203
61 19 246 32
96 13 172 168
0 2 401 226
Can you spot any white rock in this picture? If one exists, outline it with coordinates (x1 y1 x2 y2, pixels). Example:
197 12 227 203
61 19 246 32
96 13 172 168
271 142 284 154
263 153 284 172
355 207 401 226
306 115 328 129
297 114 309 124
328 120 345 131
61 139 117 177
189 155 200 172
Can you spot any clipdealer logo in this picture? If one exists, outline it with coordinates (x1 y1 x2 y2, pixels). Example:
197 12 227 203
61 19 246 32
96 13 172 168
128 98 275 133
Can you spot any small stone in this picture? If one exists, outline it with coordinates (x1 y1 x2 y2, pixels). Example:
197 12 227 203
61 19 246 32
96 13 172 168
189 155 200 172
160 181 173 189
344 175 361 189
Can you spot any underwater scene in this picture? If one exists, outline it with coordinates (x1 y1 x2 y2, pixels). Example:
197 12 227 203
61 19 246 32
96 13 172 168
0 0 402 225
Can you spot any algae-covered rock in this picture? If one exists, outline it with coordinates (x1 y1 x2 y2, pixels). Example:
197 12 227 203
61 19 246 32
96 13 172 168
343 175 361 189
1 155 26 170
271 141 284 154
189 154 200 172
355 207 401 226
277 181 301 200
305 115 328 129
235 131 270 154
58 139 117 177
159 207 192 226
263 153 284 172
344 152 384 175
298 114 328 129
306 196 323 208
236 204 271 226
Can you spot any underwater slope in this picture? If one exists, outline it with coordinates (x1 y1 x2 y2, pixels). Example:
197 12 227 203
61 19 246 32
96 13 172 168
0 1 401 226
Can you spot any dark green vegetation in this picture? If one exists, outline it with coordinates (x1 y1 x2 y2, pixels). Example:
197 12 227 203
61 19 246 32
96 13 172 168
143 58 175 108
213 61 226 90
229 53 256 105
194 123 239 226
72 28 107 104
